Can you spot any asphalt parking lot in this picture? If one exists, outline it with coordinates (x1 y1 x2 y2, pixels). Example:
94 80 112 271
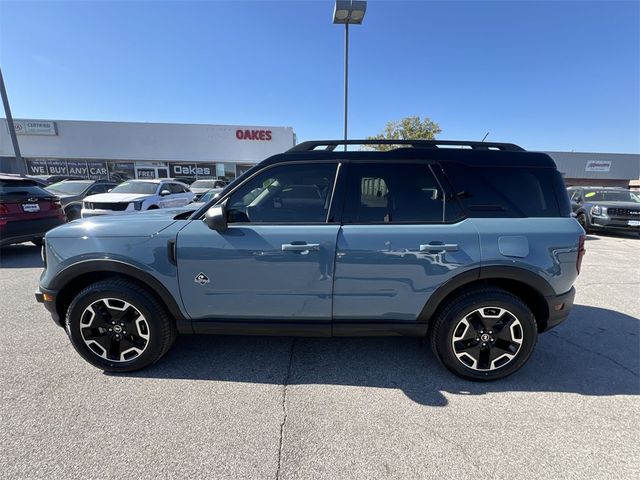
1 233 638 479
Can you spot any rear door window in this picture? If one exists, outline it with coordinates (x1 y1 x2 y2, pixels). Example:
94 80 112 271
342 163 452 223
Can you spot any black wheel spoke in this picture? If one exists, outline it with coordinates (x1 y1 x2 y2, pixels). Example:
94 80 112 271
493 338 520 355
477 347 491 370
453 338 479 352
492 313 515 335
465 312 485 333
120 334 146 351
82 327 110 340
117 306 140 325
108 337 122 360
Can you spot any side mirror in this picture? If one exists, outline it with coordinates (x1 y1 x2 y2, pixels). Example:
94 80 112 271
160 189 171 196
204 204 227 231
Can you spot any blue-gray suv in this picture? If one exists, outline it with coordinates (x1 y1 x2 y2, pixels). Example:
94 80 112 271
35 140 585 380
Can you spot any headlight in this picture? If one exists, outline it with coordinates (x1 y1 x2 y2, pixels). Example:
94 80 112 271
591 205 608 217
131 200 144 211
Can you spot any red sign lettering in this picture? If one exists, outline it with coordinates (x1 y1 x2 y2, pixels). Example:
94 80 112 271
235 129 272 141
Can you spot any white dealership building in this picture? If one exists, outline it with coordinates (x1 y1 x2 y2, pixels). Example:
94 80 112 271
0 119 296 182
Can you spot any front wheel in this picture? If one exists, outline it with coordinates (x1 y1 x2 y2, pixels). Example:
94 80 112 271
430 288 538 381
577 212 590 234
65 278 177 372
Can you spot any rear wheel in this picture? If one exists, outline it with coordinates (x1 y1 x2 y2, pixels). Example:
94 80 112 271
430 288 538 381
65 278 177 372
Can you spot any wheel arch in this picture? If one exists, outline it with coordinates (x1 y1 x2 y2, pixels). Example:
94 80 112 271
419 266 554 333
49 260 190 331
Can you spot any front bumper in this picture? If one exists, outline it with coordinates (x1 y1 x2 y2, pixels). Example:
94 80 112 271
591 216 640 232
35 287 62 326
543 286 576 332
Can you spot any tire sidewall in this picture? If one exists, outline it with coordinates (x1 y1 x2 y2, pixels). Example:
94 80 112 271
435 293 538 381
66 284 166 372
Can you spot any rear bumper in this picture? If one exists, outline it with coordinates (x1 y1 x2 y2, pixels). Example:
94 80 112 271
543 286 576 332
0 216 66 246
35 287 62 325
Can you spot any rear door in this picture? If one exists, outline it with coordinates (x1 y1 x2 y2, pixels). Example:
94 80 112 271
332 162 481 326
176 162 341 327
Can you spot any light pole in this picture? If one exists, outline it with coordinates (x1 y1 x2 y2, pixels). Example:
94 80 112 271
0 68 25 174
333 1 366 151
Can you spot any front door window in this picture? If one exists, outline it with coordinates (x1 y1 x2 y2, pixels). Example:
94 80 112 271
226 163 338 224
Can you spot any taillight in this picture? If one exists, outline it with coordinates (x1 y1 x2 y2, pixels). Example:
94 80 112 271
0 203 7 227
576 234 586 274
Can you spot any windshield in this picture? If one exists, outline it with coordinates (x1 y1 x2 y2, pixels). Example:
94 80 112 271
191 180 215 189
47 181 92 195
199 189 219 203
110 181 158 194
584 190 640 203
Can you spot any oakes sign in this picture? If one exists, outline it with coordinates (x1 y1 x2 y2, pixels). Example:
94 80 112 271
169 163 215 177
235 129 272 141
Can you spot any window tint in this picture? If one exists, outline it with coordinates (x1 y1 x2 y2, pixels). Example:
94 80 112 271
343 163 446 223
0 180 50 197
226 163 337 223
87 184 109 195
169 183 185 194
442 163 563 217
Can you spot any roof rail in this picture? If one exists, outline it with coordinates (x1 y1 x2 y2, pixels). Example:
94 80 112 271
288 139 525 152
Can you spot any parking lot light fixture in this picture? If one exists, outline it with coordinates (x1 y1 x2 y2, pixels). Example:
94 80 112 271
333 1 367 151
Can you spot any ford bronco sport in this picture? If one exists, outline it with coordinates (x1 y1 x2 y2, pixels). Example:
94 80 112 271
35 140 585 381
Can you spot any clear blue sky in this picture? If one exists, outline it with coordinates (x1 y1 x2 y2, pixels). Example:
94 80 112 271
1 0 638 153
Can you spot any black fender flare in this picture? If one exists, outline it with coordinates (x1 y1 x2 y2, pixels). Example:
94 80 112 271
49 259 189 326
417 266 555 323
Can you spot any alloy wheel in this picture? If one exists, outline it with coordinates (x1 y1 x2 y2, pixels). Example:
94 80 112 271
79 298 150 362
451 307 523 371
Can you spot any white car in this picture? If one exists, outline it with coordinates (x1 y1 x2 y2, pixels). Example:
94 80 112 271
189 178 227 201
81 179 194 218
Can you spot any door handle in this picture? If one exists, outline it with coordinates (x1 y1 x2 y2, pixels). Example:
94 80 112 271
420 243 458 252
281 243 320 252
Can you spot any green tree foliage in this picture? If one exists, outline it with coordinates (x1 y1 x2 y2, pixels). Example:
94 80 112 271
366 115 441 151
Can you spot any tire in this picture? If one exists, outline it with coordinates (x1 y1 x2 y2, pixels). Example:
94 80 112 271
31 238 44 247
577 212 590 234
65 207 81 221
430 287 538 381
65 278 177 372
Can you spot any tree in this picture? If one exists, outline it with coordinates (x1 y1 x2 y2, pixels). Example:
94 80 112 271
366 115 441 151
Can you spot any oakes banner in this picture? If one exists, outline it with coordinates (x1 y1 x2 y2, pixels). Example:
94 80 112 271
25 159 109 179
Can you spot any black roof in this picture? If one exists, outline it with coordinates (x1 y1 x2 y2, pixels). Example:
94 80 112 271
259 139 557 169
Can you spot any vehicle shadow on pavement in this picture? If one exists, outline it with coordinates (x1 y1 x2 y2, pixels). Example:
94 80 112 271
0 244 44 269
120 304 639 406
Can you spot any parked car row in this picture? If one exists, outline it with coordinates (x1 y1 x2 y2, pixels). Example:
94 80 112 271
1 173 228 246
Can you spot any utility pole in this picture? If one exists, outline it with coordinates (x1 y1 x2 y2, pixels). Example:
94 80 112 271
0 67 26 174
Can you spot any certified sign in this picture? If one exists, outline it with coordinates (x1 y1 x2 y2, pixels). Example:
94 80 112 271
10 120 57 136
585 160 612 172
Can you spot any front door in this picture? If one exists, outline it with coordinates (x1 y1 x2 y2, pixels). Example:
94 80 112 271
176 162 341 325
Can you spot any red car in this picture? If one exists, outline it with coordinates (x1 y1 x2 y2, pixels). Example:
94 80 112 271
0 174 66 247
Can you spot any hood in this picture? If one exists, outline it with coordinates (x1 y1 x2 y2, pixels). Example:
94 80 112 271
83 192 154 203
46 214 179 238
191 187 210 194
